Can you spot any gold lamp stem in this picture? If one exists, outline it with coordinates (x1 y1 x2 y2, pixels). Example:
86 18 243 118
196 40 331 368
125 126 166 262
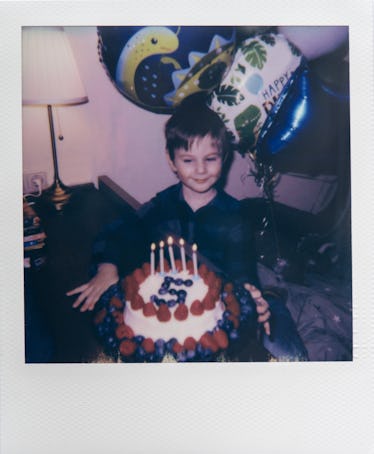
44 104 71 210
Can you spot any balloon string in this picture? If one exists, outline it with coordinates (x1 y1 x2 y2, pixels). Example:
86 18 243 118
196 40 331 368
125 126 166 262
262 164 282 260
266 194 281 261
252 158 286 279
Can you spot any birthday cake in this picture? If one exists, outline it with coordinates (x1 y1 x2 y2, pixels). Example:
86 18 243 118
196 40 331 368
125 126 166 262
93 239 256 362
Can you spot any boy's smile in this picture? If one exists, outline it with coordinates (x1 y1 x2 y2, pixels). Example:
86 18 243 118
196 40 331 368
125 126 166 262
167 134 223 205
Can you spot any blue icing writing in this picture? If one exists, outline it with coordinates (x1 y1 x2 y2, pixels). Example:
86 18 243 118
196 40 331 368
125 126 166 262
154 276 193 307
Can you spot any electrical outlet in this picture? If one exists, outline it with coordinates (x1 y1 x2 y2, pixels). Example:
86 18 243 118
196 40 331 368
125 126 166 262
23 172 48 194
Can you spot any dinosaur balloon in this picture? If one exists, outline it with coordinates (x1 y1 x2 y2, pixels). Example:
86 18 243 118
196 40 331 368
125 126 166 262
115 27 180 104
98 26 236 114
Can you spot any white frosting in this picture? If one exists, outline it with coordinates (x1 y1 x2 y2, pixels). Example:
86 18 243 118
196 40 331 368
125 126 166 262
124 270 225 344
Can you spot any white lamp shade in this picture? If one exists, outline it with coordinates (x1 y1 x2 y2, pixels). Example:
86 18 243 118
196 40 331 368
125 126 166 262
22 26 88 106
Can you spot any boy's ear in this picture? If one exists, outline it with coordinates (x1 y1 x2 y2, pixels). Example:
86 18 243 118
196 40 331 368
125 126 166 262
165 150 178 173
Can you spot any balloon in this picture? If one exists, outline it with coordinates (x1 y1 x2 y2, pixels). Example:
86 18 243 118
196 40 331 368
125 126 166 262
278 26 348 60
97 26 236 114
208 32 302 153
256 59 350 175
236 26 276 43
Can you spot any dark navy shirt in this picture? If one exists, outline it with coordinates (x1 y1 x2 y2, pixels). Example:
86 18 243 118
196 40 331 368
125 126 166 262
92 183 260 287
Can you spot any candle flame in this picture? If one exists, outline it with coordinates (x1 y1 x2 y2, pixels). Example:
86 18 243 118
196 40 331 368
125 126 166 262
179 238 185 246
151 243 156 251
159 240 165 248
192 243 197 252
167 236 173 246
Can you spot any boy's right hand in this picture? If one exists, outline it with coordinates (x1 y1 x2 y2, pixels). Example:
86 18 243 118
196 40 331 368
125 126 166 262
66 263 119 312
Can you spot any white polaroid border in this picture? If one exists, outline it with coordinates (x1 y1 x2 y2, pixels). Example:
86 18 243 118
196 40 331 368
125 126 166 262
1 1 374 453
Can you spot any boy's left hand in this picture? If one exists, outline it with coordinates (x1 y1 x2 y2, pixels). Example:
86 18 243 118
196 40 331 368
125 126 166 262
244 283 271 336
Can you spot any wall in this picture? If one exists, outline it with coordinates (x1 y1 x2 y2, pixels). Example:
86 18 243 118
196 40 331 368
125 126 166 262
22 26 340 211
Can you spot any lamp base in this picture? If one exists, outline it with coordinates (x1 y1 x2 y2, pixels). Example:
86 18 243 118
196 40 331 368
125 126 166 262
43 179 71 211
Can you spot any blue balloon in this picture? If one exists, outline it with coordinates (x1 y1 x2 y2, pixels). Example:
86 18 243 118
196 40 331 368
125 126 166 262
256 59 350 174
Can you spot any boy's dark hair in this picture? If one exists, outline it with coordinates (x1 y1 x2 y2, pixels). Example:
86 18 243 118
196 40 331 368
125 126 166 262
165 94 231 161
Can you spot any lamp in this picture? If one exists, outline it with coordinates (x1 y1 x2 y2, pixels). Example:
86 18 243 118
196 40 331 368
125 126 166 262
22 26 88 210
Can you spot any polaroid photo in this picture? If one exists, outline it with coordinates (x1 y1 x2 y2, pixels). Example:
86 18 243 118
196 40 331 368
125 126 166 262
1 1 373 453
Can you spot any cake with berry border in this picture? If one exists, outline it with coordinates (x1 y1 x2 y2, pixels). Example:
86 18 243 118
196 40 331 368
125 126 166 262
93 240 258 362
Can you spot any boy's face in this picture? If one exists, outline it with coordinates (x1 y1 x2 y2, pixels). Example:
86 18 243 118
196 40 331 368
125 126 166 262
167 134 223 195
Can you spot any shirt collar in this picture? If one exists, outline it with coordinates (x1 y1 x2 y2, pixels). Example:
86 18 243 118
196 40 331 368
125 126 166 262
176 182 227 211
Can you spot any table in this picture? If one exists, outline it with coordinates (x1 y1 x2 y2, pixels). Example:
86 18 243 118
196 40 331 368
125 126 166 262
24 183 126 363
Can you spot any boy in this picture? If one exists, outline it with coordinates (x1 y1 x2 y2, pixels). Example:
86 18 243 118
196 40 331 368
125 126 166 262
67 96 308 361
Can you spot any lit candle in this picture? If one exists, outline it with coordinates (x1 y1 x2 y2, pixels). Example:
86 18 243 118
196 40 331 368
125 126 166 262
167 236 176 273
159 240 165 274
150 243 156 275
179 238 187 272
192 243 198 278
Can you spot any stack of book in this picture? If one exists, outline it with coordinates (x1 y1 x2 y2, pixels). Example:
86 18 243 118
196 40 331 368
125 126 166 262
23 200 47 269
